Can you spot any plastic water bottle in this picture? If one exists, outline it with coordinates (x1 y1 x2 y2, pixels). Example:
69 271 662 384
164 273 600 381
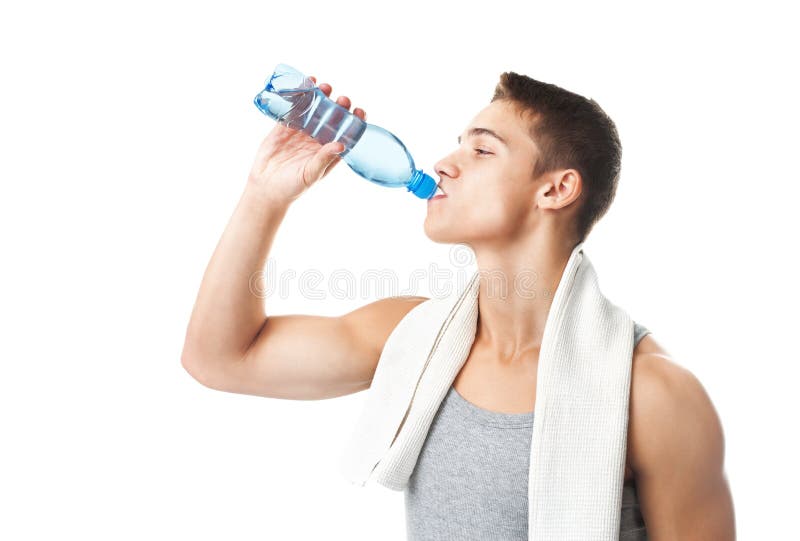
253 63 442 199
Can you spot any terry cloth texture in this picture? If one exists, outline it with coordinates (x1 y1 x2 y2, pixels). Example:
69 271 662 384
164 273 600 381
403 322 651 540
339 242 640 540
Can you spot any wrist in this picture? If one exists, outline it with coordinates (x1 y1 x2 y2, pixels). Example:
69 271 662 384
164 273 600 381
243 179 293 214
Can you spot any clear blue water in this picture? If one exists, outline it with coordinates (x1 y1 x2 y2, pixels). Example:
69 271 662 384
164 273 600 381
254 64 438 199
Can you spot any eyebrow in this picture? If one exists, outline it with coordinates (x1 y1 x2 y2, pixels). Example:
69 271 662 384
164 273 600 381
457 127 509 147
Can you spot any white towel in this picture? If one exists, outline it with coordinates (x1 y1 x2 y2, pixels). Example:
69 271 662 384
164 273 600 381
338 241 635 540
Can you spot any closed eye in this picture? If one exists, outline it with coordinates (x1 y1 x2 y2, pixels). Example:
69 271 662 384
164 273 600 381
475 148 492 155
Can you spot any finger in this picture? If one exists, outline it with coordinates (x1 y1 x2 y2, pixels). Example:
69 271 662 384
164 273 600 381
336 95 351 109
353 107 366 121
318 83 332 97
326 141 345 156
309 75 316 83
304 141 344 187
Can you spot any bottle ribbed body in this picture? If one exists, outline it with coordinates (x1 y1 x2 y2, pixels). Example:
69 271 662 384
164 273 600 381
254 63 438 199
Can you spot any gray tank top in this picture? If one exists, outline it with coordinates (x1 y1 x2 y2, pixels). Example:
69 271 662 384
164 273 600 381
404 322 652 540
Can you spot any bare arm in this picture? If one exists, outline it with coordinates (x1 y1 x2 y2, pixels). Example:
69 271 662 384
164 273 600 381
180 180 428 398
195 295 429 399
179 184 290 381
629 350 736 539
180 75 429 399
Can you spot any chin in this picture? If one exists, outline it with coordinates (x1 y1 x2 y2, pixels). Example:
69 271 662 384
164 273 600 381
423 217 450 244
423 216 467 245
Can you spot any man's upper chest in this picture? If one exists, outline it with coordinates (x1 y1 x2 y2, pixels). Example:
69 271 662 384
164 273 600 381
451 337 655 483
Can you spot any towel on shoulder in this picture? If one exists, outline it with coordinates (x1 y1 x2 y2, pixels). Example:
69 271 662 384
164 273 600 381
338 242 635 541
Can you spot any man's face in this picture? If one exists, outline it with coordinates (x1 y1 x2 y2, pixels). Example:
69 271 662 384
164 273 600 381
424 100 542 246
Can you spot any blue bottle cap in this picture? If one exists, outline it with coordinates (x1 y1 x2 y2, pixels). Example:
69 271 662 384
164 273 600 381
406 170 438 199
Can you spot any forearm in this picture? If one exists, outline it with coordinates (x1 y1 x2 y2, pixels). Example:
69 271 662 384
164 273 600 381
181 184 289 367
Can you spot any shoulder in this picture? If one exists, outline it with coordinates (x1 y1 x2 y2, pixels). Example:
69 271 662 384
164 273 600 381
626 336 735 537
628 334 724 473
341 295 430 361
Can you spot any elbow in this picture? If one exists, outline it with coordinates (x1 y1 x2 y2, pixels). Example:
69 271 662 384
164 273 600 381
181 348 219 390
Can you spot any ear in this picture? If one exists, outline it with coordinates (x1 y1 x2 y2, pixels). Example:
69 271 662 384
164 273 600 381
536 169 582 210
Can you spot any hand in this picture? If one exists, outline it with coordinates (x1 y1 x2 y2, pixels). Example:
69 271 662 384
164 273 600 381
247 75 367 205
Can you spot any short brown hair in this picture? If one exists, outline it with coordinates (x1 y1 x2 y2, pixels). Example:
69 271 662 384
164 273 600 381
491 72 622 245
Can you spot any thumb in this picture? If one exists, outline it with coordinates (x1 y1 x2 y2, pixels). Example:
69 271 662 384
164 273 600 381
303 141 345 187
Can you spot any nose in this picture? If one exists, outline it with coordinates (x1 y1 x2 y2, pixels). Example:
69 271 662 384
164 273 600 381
434 153 459 183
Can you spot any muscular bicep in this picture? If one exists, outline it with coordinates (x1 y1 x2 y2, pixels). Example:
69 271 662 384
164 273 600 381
192 296 429 400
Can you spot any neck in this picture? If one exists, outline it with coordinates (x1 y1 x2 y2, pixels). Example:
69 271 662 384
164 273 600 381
471 233 577 361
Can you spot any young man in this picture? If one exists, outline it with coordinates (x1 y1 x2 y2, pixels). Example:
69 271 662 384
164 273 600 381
181 71 736 539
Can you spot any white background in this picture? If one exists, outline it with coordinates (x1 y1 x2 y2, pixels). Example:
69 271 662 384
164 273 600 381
1 0 797 539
